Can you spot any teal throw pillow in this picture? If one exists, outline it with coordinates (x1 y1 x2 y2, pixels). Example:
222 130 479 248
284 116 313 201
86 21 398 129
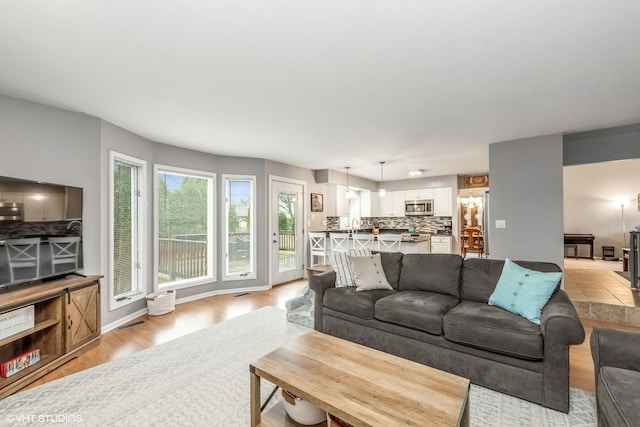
488 258 562 325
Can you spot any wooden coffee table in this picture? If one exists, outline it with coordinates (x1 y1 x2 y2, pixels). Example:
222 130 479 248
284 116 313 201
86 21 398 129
250 331 470 426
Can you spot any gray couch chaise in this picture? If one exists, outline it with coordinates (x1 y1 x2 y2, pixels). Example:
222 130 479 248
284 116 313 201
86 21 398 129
310 253 585 413
590 327 640 426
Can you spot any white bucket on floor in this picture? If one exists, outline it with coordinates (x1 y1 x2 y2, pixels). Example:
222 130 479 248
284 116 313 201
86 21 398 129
146 289 176 315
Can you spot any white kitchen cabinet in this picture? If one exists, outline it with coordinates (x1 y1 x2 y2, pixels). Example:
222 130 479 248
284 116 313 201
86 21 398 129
433 187 453 217
379 191 405 217
404 188 434 201
360 190 379 217
0 192 24 203
23 193 65 221
334 184 350 217
431 236 452 254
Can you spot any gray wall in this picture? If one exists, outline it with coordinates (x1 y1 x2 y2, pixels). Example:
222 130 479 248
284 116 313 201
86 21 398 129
564 123 640 165
488 134 564 267
0 93 102 287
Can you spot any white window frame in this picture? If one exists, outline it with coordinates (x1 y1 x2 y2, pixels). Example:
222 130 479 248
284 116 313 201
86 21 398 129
223 174 257 281
109 151 147 311
153 164 216 290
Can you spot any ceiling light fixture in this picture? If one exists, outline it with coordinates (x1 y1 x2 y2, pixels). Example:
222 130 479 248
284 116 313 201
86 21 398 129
409 170 423 177
345 166 353 199
379 161 386 197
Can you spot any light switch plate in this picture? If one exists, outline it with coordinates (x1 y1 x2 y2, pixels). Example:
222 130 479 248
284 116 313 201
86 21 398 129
495 219 506 229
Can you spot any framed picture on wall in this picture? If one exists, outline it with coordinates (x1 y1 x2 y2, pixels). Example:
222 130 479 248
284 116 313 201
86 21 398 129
637 193 640 211
311 193 323 212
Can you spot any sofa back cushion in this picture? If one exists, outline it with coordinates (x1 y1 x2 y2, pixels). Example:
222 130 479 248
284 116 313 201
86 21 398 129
398 254 463 297
461 258 562 303
378 251 404 290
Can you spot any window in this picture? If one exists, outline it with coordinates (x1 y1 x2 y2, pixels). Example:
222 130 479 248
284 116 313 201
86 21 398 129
154 165 215 289
223 175 256 280
109 152 147 310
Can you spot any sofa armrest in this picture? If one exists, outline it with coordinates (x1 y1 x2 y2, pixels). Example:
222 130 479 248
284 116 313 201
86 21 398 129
539 290 585 346
591 327 640 386
309 270 336 332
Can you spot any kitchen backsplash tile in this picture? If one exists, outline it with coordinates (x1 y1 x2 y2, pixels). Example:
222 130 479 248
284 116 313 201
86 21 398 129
326 216 452 234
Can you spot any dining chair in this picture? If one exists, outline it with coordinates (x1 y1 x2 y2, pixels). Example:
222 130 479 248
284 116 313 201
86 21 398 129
308 232 328 266
330 232 350 253
352 233 375 252
377 234 402 252
49 236 81 274
4 237 41 282
461 227 484 258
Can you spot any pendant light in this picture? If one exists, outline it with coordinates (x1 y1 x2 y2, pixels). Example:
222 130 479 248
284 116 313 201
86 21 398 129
379 161 386 197
345 167 353 199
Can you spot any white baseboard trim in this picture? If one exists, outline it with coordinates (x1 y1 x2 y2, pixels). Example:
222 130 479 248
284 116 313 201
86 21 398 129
101 285 271 334
101 307 149 334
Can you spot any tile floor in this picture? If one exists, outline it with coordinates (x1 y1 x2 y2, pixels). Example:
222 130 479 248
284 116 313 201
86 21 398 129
564 257 640 326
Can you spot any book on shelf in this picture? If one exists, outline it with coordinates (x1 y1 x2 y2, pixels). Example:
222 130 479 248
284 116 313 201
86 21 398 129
1 349 40 378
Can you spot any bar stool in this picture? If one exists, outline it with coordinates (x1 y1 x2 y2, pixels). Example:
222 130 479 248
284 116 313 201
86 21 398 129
377 234 402 252
308 232 327 266
352 233 374 252
330 232 350 253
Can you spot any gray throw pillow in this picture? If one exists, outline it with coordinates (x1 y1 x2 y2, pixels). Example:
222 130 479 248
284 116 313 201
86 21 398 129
349 253 392 292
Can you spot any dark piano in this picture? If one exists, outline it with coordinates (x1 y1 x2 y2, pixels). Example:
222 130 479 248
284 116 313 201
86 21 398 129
564 233 594 259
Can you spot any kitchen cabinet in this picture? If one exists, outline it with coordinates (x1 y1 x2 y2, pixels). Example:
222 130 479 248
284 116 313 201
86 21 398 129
379 191 405 217
23 193 65 222
431 236 452 254
360 190 379 217
433 187 453 217
404 188 434 201
0 192 24 203
333 185 349 217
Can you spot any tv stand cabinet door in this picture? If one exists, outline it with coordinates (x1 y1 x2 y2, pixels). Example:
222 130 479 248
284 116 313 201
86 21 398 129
66 282 100 352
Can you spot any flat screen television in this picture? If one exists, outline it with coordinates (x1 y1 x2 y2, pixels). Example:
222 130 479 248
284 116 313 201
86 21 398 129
0 175 83 289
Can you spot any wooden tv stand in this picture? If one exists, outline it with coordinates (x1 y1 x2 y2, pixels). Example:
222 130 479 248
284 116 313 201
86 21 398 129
0 275 102 399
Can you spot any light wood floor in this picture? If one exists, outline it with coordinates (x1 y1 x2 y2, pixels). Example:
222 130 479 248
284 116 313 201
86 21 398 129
25 268 640 396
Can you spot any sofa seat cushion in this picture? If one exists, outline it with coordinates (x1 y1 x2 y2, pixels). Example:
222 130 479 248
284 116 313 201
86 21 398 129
323 287 396 320
443 301 544 360
374 291 460 335
597 367 640 427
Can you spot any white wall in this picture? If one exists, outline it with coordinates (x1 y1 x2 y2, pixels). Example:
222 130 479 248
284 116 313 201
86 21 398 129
564 159 640 258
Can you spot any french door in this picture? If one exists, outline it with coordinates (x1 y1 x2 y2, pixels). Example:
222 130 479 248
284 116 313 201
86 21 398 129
270 178 304 285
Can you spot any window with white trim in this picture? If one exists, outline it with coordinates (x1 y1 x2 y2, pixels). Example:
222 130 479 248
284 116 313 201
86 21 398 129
154 165 215 289
223 175 256 280
110 151 147 310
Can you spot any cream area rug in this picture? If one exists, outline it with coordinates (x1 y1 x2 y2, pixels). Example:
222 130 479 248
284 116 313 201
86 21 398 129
0 307 596 426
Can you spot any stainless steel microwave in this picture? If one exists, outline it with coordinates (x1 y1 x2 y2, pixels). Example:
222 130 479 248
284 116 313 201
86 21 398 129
0 202 24 221
405 199 433 216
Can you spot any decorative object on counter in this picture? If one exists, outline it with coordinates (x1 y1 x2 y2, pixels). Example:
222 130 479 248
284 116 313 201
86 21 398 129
378 161 386 197
310 193 323 212
464 175 489 188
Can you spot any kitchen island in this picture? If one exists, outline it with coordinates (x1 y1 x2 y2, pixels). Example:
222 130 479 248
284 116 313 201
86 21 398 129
312 229 431 254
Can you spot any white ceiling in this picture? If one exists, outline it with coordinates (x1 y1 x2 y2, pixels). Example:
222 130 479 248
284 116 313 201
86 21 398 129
1 1 639 181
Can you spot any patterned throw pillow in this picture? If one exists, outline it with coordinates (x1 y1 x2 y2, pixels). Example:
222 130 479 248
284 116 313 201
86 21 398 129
330 248 371 287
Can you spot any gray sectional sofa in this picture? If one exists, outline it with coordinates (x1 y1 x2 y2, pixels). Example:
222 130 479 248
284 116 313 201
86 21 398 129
590 327 640 426
310 252 585 413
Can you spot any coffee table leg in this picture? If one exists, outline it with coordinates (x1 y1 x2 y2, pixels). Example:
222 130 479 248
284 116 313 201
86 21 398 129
250 369 261 426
